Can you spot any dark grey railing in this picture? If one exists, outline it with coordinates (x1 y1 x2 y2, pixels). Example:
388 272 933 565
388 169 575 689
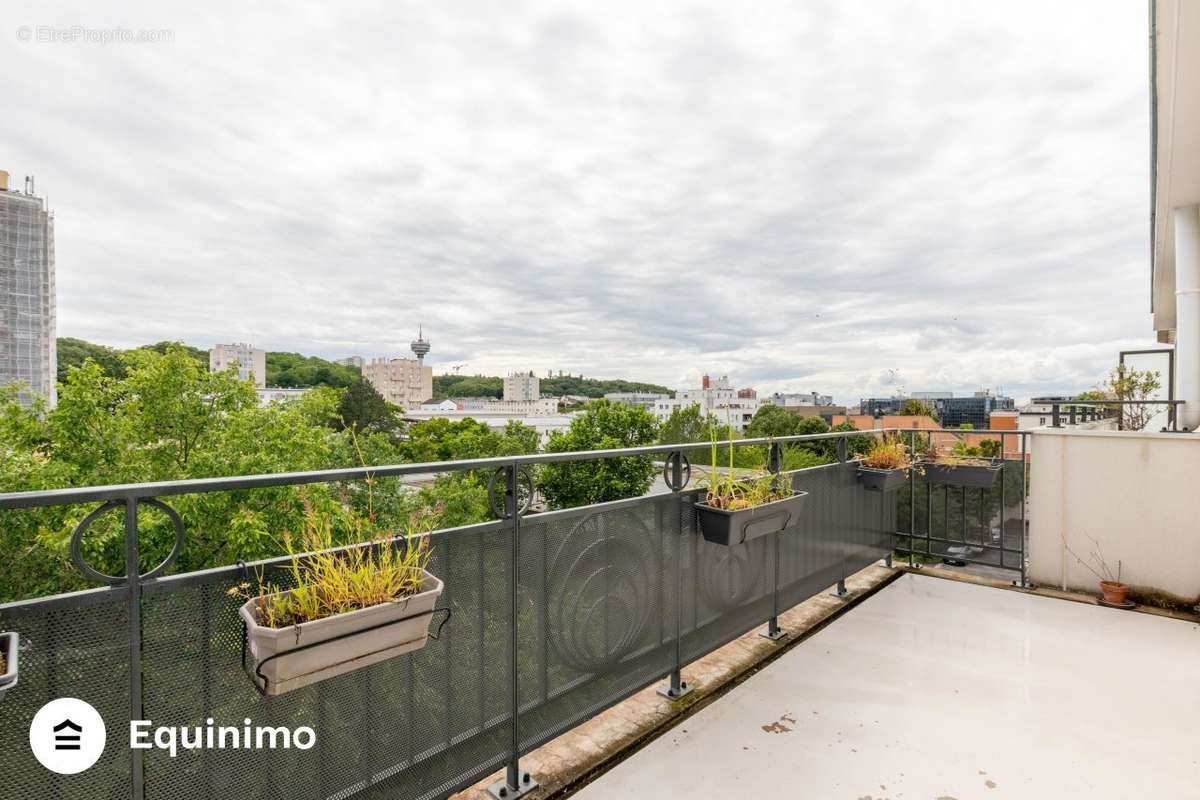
0 430 900 800
891 428 1030 584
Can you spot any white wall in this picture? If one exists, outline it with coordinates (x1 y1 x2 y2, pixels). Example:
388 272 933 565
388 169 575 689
1028 429 1200 603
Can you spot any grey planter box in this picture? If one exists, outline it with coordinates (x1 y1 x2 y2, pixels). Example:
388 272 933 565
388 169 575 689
0 632 18 701
240 569 444 696
857 466 910 492
920 461 1002 489
695 491 808 547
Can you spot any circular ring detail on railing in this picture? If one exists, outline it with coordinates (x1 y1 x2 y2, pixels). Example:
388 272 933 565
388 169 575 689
661 451 691 492
546 508 657 673
487 467 534 519
70 498 186 585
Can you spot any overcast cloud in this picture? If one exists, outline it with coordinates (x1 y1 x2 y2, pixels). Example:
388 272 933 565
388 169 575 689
0 0 1152 403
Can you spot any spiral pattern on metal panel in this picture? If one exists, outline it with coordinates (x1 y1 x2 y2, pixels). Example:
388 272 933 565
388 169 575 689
546 508 658 673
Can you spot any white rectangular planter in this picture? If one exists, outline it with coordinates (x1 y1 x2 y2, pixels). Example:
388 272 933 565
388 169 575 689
240 569 444 696
0 632 17 701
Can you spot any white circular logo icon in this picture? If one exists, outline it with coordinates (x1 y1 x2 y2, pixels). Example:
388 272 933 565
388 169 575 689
29 697 106 774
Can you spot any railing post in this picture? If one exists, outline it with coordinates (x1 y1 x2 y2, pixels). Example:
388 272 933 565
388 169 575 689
908 430 916 568
125 497 145 800
761 442 786 642
1051 405 1061 428
1068 405 1077 426
488 465 537 800
658 451 694 700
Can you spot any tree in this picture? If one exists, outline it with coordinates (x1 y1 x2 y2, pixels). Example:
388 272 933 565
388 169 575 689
899 399 938 421
335 378 404 438
1106 365 1162 431
830 420 872 457
538 400 659 508
658 404 709 444
744 404 803 438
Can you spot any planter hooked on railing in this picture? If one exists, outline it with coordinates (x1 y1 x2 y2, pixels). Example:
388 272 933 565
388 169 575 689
240 569 448 696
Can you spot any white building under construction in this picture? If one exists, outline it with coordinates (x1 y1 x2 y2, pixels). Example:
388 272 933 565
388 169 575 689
0 170 56 407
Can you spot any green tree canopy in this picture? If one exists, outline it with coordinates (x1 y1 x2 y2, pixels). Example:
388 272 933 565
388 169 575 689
538 400 659 508
335 378 404 438
899 399 939 421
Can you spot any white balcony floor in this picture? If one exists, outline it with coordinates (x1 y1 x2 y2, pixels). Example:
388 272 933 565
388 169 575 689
571 573 1200 800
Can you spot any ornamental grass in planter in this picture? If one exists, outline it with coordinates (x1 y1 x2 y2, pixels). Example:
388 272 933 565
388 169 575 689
857 436 915 492
235 509 444 696
919 441 1002 489
695 429 807 547
0 631 17 701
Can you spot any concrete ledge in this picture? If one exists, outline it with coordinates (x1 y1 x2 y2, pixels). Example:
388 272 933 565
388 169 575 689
451 563 901 800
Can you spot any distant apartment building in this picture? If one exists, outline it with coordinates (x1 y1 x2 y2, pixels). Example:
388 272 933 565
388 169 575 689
336 356 364 369
362 356 433 411
604 391 670 409
763 391 835 407
653 374 760 433
504 371 540 402
420 396 559 415
209 343 267 388
0 170 56 407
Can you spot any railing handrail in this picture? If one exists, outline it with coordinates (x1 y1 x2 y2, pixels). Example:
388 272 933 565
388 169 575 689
0 429 865 510
0 426 1031 510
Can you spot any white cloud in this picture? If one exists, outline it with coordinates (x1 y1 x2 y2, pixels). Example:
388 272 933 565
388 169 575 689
1 0 1152 403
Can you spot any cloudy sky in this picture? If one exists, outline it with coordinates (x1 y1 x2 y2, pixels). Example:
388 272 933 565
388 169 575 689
2 1 1152 403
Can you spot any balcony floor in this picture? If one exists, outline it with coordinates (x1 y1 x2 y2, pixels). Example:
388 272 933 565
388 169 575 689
570 573 1200 799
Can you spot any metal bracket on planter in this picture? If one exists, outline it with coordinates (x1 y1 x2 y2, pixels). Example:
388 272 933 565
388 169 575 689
240 607 452 696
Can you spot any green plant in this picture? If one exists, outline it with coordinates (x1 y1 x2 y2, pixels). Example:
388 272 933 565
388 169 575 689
1062 532 1123 584
860 436 912 470
236 502 436 628
700 419 792 511
927 439 996 466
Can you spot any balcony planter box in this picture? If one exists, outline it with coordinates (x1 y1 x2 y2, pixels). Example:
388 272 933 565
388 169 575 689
240 569 443 696
857 466 910 493
0 632 18 701
920 461 1002 490
695 491 808 547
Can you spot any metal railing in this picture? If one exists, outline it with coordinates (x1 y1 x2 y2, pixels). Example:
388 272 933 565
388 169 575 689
0 429 940 800
890 428 1030 585
1046 399 1184 431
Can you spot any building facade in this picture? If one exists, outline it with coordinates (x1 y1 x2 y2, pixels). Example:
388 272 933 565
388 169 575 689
653 374 761 433
763 391 834 407
0 170 56 407
361 356 433 411
209 343 267 388
860 392 1014 428
603 391 670 409
504 371 540 402
256 387 309 406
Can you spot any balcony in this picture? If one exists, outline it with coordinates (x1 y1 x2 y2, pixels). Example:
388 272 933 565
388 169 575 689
0 428 1196 800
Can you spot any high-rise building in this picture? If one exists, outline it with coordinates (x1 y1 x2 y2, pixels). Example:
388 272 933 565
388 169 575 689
362 356 433 411
504 371 540 402
209 343 267 388
0 170 56 407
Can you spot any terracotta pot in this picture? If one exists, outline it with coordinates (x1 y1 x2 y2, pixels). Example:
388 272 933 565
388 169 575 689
1099 580 1129 605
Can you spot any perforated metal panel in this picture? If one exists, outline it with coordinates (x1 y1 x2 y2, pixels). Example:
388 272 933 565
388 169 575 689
0 589 133 800
0 460 893 800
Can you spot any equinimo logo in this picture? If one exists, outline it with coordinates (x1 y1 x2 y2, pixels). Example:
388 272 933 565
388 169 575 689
30 698 106 774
